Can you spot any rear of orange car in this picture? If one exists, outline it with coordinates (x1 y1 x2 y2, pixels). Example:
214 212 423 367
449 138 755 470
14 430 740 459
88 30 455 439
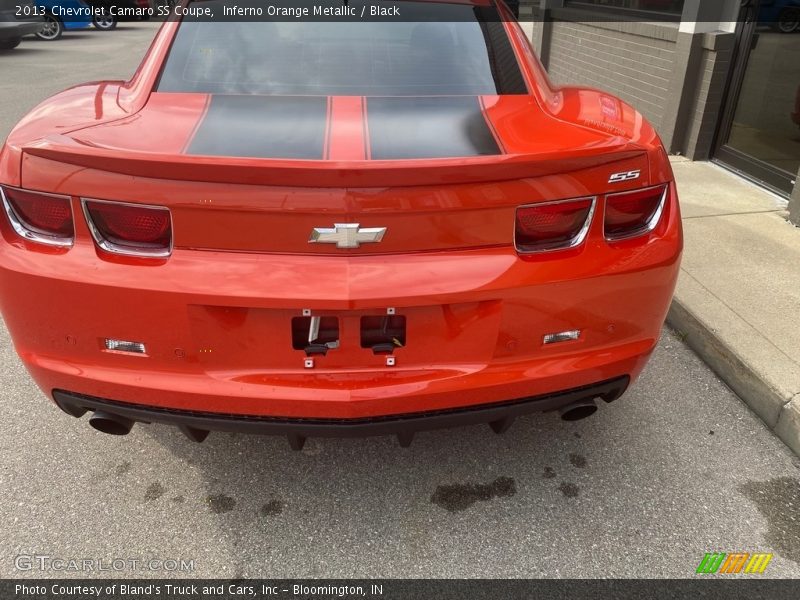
0 1 681 448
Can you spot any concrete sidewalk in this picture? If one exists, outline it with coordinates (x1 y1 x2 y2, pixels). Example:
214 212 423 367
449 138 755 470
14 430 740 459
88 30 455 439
668 157 800 456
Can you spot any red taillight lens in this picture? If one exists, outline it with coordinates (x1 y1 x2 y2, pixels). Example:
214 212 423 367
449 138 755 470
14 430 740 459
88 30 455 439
1 186 73 243
515 197 594 253
84 200 172 256
604 184 667 241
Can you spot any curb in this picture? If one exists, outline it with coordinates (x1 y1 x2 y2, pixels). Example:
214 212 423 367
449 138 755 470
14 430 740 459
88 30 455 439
667 300 800 458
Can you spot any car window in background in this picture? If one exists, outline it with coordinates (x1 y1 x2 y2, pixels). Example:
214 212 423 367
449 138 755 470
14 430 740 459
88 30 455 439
156 0 528 96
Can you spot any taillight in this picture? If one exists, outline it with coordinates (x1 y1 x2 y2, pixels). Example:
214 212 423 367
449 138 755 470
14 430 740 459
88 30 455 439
604 184 668 241
83 200 172 257
0 185 74 247
515 197 595 253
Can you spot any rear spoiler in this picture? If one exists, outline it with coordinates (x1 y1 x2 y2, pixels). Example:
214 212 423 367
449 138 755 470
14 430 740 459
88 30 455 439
22 135 646 188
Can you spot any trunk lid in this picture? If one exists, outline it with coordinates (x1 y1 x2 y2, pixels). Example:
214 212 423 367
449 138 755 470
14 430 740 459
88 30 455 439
21 94 651 255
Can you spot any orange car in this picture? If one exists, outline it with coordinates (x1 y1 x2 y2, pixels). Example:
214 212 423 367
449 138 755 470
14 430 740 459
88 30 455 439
0 0 682 449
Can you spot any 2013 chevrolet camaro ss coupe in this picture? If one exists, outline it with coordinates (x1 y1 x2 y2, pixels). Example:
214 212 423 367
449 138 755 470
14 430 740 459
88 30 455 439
0 0 682 449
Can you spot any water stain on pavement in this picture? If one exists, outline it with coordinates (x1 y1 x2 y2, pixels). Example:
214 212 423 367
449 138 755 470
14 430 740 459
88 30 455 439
542 467 556 479
144 482 166 501
115 461 132 476
207 494 236 514
260 500 285 517
431 476 516 512
559 482 580 498
739 477 800 564
569 454 587 468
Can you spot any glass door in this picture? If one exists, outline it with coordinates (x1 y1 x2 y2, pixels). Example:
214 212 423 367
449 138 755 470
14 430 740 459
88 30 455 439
714 0 800 195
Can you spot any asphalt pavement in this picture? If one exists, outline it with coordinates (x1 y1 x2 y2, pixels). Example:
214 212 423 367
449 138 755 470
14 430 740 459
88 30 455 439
0 23 799 579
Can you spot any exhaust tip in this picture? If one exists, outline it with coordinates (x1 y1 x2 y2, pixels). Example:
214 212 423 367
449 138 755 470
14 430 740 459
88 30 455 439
89 410 134 436
179 425 209 443
559 399 598 422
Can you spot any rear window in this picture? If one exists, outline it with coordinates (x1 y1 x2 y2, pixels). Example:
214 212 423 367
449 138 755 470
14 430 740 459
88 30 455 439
156 0 528 96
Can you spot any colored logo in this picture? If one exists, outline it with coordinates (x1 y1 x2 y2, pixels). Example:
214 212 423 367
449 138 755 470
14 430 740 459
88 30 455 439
696 552 773 574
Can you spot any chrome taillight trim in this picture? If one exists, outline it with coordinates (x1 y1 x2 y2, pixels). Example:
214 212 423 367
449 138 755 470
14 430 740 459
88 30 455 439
514 197 597 254
0 185 74 248
81 198 173 258
603 184 669 242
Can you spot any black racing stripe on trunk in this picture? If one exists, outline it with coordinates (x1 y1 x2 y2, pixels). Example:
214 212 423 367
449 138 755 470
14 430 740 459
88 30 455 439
187 95 327 159
366 96 501 160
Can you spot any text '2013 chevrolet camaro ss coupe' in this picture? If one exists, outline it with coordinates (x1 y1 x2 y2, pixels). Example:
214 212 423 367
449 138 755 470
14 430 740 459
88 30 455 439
0 0 682 449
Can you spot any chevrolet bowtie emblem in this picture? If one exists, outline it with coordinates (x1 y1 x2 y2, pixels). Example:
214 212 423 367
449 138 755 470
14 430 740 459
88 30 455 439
309 224 387 249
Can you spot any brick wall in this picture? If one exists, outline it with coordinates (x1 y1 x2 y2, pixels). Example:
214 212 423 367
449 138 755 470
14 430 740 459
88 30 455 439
545 21 675 128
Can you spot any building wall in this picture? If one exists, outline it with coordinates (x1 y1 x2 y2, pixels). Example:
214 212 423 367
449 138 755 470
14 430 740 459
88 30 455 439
681 36 735 160
546 20 675 128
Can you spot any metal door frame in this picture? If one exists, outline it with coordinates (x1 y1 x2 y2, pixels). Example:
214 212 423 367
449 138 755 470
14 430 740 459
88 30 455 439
712 0 798 196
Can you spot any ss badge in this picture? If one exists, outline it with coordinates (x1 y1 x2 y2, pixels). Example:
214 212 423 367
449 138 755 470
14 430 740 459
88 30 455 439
608 170 641 183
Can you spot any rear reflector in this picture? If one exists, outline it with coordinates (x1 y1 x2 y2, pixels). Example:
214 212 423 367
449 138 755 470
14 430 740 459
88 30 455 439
604 184 668 241
0 185 73 246
543 330 581 345
83 200 172 257
515 197 595 253
104 339 147 354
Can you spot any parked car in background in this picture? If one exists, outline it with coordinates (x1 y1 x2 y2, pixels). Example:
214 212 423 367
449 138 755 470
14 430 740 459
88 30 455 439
0 0 43 49
759 0 800 33
35 0 92 40
135 0 150 19
84 0 151 31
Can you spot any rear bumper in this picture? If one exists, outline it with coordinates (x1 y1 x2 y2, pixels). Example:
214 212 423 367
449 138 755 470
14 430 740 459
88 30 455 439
53 376 630 444
0 247 675 418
